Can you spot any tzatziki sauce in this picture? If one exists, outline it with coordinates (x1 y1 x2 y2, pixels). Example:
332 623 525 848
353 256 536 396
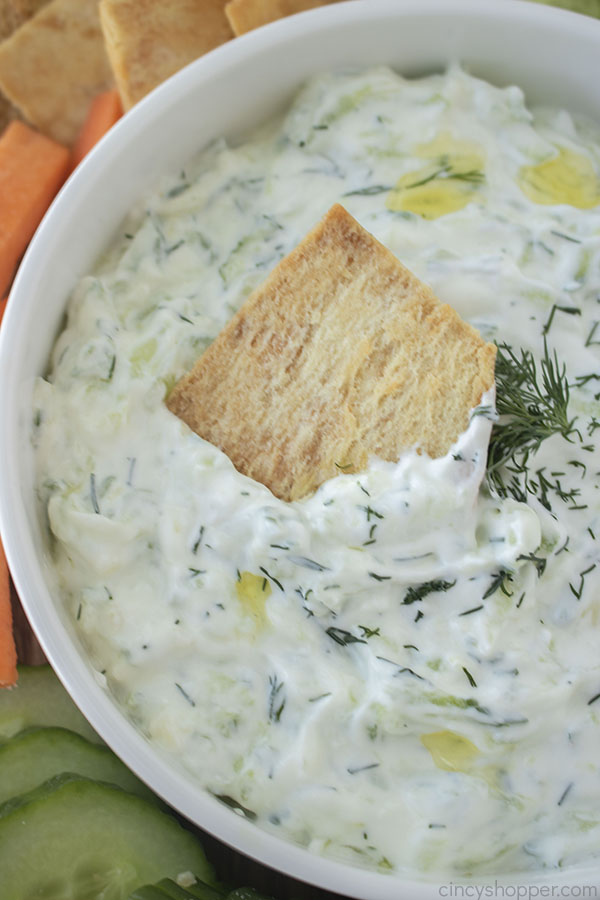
33 66 600 877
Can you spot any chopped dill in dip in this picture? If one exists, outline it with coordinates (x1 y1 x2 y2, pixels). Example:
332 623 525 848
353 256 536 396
33 66 600 876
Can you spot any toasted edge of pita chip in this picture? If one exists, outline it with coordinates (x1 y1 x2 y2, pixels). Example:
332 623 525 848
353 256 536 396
0 0 49 38
224 0 339 35
167 203 497 502
99 0 233 111
0 0 113 145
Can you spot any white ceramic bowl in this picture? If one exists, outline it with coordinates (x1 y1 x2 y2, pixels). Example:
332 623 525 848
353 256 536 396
1 1 600 897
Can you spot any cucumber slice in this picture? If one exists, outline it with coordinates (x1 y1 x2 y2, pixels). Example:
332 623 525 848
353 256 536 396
0 726 157 805
0 665 100 742
0 772 214 900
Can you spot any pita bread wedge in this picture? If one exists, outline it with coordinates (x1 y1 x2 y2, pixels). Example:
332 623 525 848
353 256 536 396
99 0 233 110
0 0 48 37
167 204 496 502
224 0 341 35
0 0 113 145
0 0 52 132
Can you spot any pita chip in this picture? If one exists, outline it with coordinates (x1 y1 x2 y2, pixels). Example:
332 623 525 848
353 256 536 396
99 0 233 110
225 0 342 35
167 204 496 502
0 0 113 145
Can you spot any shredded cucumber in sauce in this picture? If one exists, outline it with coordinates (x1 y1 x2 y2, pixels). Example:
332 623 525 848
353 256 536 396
33 67 600 877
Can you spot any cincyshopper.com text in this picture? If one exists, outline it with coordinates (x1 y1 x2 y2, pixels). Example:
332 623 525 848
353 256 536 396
439 883 598 899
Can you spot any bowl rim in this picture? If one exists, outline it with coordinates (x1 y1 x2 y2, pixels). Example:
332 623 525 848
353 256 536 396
1 1 600 897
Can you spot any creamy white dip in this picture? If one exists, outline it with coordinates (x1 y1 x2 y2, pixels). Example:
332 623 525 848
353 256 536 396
33 66 600 877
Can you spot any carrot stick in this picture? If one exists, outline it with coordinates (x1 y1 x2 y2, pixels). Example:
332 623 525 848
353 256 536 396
0 121 70 297
69 89 123 173
0 537 17 687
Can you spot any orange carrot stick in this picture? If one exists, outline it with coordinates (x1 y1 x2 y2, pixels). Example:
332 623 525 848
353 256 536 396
0 121 70 297
0 536 17 687
69 89 123 173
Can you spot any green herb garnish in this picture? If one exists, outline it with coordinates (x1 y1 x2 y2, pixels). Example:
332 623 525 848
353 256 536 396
486 342 578 502
482 569 513 599
402 579 456 605
174 683 195 707
89 473 100 514
326 627 367 647
462 667 477 688
268 675 285 723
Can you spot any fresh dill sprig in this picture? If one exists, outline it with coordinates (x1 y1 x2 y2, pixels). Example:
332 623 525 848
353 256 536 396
343 184 392 197
174 682 195 707
192 525 205 554
557 782 574 807
359 625 381 639
482 569 514 599
569 564 596 600
89 473 100 515
213 793 257 821
462 666 477 688
326 626 367 647
517 552 547 577
585 322 599 347
486 341 578 501
404 161 485 190
259 566 284 591
402 578 456 605
368 571 391 582
268 674 285 722
459 604 484 617
288 555 329 572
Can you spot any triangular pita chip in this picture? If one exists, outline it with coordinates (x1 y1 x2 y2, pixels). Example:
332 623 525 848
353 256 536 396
0 0 113 144
167 204 496 502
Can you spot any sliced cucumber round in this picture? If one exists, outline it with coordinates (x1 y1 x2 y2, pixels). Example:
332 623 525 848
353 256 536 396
0 773 214 900
0 726 158 805
0 665 100 742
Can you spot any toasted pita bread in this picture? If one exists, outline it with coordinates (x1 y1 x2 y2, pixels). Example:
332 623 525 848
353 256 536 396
0 0 113 145
0 0 48 34
99 0 233 111
0 0 50 131
224 0 340 35
167 204 496 502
